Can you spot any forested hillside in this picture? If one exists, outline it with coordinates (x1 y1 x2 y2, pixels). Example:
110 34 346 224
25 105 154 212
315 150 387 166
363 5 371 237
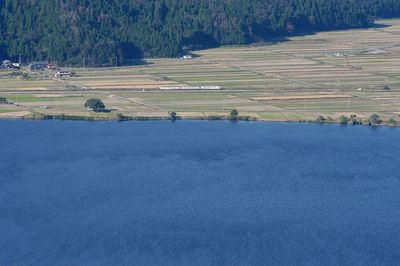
1 0 399 66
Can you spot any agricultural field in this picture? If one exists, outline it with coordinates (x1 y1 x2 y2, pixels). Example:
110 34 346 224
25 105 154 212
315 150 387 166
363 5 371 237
1 19 400 122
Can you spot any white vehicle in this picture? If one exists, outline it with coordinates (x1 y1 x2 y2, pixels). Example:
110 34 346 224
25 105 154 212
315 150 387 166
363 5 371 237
180 55 192 60
54 71 71 79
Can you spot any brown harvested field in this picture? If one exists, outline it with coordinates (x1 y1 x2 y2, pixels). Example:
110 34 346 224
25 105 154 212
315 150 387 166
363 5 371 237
252 94 352 101
1 19 400 122
0 111 31 118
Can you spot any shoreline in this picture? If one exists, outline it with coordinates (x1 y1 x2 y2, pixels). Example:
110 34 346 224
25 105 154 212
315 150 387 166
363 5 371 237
0 113 398 128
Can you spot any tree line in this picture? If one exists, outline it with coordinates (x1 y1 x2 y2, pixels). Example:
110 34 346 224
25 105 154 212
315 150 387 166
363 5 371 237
1 0 399 66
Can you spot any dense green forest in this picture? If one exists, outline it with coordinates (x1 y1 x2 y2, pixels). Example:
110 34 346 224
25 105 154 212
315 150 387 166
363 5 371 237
1 0 399 66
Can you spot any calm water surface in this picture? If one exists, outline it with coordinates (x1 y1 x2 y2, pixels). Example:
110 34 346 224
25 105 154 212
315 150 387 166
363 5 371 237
0 120 399 265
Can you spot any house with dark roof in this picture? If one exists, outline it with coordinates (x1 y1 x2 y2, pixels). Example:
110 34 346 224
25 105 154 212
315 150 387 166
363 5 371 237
29 61 48 71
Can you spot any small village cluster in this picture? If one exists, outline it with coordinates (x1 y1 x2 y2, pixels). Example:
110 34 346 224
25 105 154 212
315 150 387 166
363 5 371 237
1 59 72 79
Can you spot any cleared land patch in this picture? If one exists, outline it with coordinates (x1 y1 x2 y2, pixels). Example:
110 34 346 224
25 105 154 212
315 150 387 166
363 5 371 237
252 94 352 101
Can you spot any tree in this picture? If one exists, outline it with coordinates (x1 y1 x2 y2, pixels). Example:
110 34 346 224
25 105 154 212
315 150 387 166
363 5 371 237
117 113 130 121
316 115 326 123
350 114 358 124
338 115 349 125
170 111 177 120
370 114 382 124
0 96 8 104
84 98 106 112
229 109 239 121
1 0 397 66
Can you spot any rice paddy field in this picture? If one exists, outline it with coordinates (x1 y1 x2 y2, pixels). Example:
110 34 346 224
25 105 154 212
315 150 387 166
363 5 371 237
1 19 400 122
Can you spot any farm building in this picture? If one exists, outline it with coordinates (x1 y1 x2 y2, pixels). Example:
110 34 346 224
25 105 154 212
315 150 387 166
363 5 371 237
29 61 48 71
2 60 20 69
2 60 12 67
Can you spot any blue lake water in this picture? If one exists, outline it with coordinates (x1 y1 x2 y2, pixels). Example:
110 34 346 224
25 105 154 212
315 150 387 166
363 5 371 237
0 120 399 265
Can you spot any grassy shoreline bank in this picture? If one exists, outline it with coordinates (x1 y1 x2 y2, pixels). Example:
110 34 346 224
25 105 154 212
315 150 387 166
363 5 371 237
0 112 397 128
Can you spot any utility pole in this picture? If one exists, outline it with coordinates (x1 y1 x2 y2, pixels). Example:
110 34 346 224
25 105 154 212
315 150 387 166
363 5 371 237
170 94 175 111
347 96 350 112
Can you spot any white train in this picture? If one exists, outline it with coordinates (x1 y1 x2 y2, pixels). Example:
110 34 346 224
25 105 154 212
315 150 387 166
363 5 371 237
160 86 221 90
